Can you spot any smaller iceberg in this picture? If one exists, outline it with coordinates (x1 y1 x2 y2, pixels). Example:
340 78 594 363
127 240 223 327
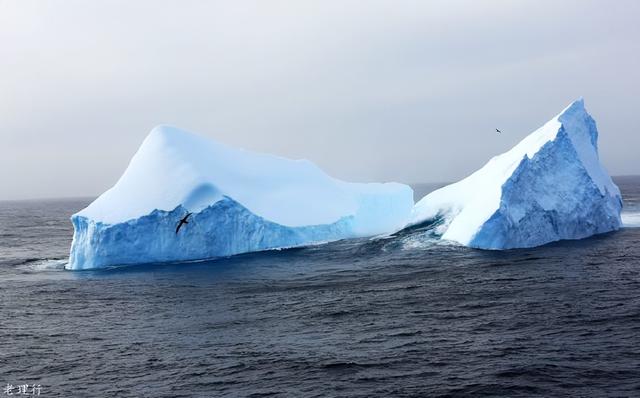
410 99 622 249
68 126 414 270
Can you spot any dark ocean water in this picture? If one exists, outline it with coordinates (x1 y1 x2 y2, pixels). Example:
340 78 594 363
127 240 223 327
1 177 639 397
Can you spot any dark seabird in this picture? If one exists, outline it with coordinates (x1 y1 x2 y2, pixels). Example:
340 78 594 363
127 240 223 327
175 212 192 234
496 128 502 133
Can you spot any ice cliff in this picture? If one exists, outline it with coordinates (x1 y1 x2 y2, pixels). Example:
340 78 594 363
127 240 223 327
68 126 413 269
410 99 623 249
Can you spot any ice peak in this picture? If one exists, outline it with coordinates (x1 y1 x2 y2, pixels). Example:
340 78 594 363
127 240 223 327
149 124 182 139
562 97 591 123
559 97 585 114
146 124 202 148
552 99 614 195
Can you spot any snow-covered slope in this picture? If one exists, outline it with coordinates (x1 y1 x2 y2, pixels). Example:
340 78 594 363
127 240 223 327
410 99 622 249
68 126 413 269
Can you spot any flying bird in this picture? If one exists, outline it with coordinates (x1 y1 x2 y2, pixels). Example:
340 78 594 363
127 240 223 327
175 212 192 234
496 128 502 134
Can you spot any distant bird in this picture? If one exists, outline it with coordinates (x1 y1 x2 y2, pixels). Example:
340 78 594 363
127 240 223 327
175 212 192 234
496 128 502 134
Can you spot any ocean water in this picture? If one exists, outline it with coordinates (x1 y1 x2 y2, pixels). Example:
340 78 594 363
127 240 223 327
1 177 639 397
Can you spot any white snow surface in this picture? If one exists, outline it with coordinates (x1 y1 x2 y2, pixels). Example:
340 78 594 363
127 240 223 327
410 99 622 249
77 125 413 235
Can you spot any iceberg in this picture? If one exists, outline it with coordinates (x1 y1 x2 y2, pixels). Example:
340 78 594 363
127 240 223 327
410 99 622 249
68 126 414 270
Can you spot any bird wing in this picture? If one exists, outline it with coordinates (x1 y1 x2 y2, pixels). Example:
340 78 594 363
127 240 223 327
176 213 192 234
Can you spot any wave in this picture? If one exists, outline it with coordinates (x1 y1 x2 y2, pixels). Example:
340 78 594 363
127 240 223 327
385 215 451 250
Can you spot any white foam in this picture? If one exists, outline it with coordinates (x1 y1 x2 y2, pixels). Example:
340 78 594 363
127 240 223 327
29 259 68 271
622 212 640 228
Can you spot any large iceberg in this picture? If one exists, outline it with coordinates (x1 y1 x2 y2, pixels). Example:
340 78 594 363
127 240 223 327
68 126 414 270
410 99 622 249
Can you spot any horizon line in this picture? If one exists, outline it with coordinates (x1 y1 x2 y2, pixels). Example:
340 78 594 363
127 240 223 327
2 174 640 203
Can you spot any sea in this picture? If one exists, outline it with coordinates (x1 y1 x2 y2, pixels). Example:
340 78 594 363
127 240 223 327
1 176 639 397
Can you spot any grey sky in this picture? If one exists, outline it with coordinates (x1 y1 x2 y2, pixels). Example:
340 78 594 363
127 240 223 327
1 0 639 200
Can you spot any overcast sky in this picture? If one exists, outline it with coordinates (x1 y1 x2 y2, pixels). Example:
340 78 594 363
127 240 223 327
1 0 638 200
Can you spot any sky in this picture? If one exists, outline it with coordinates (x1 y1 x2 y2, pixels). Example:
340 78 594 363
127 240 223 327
1 0 639 200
